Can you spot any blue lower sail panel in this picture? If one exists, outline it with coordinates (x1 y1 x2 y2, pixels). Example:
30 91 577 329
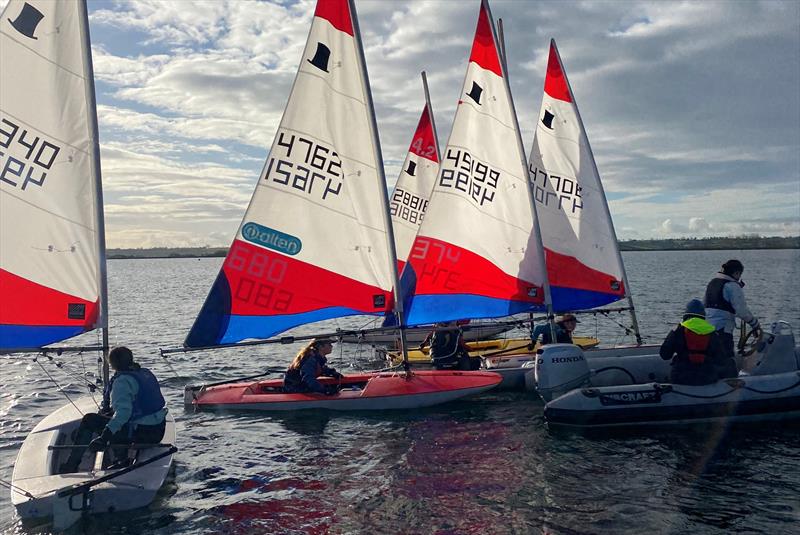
0 325 87 350
550 287 623 313
405 294 543 327
221 307 383 345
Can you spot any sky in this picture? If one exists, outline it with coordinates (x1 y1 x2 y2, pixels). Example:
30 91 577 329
7 0 800 248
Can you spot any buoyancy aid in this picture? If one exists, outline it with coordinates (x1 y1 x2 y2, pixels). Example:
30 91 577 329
680 317 717 365
103 367 166 420
430 330 460 361
704 278 735 313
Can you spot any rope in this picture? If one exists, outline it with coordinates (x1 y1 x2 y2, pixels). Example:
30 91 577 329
158 349 183 385
0 477 35 499
35 357 84 416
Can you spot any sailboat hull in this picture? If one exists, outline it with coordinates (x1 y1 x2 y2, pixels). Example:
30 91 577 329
185 370 502 411
11 397 176 523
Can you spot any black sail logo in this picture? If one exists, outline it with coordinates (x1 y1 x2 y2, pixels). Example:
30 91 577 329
466 81 483 105
308 42 331 72
9 2 44 40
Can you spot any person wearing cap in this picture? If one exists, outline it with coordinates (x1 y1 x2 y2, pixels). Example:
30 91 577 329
704 259 761 363
283 338 344 395
60 346 167 473
660 299 735 385
531 314 579 346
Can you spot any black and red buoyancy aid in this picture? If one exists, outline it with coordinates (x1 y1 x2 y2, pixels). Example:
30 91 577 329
684 329 711 364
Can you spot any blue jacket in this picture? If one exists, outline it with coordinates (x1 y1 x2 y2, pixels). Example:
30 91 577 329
103 366 167 433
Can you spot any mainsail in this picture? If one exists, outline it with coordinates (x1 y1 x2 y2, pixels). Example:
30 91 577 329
401 0 546 326
527 40 628 312
390 77 440 273
0 0 108 350
185 0 397 347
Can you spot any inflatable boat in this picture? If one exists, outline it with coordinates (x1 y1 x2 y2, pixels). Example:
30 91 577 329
540 322 800 429
184 370 502 411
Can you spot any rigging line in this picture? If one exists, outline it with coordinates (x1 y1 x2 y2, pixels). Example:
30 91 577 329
42 354 99 395
78 351 100 410
35 358 84 417
158 349 185 386
0 477 36 499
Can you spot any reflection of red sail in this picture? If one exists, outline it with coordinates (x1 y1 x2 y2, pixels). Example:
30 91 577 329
217 476 335 535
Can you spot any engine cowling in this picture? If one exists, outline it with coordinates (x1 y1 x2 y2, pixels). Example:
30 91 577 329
534 344 590 402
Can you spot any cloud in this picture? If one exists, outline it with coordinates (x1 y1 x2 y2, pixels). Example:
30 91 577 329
48 0 799 246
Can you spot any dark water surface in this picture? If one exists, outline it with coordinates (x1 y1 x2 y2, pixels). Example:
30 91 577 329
1 250 799 534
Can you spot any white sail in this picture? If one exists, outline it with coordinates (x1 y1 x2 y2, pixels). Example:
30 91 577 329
186 0 396 347
390 98 440 270
401 0 546 326
527 39 627 312
0 0 105 349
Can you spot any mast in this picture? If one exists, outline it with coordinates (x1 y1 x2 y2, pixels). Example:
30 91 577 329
348 0 410 364
550 41 642 345
490 2 557 341
421 71 441 162
497 18 506 77
78 0 111 380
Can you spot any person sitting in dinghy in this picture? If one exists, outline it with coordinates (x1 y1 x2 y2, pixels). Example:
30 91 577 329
659 299 737 386
60 346 167 473
283 338 344 395
422 322 479 371
704 259 761 364
531 314 579 346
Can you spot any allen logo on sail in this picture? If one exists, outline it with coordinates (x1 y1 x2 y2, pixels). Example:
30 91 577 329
241 222 302 256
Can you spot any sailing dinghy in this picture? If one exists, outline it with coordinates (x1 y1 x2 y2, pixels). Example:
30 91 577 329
1 0 175 528
176 0 501 411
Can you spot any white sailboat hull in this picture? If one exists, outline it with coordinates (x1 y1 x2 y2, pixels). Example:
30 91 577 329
11 396 176 522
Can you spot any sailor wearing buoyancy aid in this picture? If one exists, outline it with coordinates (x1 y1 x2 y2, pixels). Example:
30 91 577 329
659 299 736 386
704 259 761 361
60 347 167 473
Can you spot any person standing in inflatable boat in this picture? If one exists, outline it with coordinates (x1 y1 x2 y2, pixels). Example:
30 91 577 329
704 259 761 363
660 300 737 385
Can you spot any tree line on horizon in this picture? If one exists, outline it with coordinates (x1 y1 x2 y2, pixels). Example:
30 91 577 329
106 235 800 259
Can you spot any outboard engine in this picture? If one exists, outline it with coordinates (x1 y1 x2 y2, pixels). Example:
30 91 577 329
534 344 589 401
747 321 799 376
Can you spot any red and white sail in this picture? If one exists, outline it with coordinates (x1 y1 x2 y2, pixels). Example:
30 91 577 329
527 40 627 311
186 0 395 347
401 0 546 326
390 99 439 272
1 0 106 349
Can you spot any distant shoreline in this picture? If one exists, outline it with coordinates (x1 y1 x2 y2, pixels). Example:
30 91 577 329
107 237 799 259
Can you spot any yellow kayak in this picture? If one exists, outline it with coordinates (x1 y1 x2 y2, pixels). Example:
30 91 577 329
387 336 600 366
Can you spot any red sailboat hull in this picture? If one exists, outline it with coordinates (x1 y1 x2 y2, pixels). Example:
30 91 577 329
185 370 502 411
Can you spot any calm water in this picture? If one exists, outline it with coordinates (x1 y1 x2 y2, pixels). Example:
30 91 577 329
1 250 799 534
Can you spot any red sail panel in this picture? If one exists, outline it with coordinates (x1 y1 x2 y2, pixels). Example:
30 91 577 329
468 1 502 77
407 236 543 303
314 0 353 36
544 40 572 103
408 107 438 163
0 269 98 328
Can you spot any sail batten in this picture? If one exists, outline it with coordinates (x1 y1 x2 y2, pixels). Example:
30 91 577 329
185 0 396 348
